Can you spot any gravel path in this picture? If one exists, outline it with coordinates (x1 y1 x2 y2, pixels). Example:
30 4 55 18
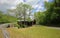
2 28 10 38
0 24 10 38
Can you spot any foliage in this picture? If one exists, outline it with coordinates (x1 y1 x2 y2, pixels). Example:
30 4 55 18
8 3 33 22
34 12 46 25
20 24 27 28
13 3 33 21
44 0 60 24
14 22 20 28
14 22 28 28
34 0 60 25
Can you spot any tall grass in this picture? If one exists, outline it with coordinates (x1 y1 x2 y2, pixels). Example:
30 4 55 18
6 25 60 38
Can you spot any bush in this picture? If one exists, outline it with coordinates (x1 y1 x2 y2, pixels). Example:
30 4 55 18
14 23 20 28
20 24 27 28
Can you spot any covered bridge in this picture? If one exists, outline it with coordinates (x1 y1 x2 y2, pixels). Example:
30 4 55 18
17 20 36 27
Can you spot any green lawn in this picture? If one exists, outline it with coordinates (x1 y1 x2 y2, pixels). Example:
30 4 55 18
7 25 60 38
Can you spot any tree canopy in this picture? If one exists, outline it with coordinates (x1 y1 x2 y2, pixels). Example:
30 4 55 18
34 0 60 26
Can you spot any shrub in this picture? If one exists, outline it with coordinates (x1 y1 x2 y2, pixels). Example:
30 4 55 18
14 23 20 28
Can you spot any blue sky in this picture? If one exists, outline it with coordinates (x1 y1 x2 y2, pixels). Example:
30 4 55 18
0 0 51 13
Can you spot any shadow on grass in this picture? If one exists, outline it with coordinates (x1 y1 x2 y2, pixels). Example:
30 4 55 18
43 24 60 27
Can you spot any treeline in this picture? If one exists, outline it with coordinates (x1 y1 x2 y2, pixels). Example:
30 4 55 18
0 11 17 24
34 0 60 26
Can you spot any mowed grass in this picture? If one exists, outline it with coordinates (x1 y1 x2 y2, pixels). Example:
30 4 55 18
0 29 4 38
6 25 60 38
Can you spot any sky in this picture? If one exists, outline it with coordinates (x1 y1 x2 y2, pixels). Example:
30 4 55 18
0 0 51 13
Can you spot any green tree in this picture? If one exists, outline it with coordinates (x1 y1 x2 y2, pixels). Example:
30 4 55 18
8 3 33 21
34 0 60 25
34 12 45 25
44 0 60 25
16 3 33 21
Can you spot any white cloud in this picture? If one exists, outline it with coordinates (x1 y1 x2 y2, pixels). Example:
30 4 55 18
0 0 49 19
10 7 16 9
0 0 18 5
0 0 22 12
44 0 49 2
0 0 49 12
32 5 38 8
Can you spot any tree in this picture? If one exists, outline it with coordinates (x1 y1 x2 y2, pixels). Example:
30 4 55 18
44 0 60 25
15 3 33 21
44 1 54 24
34 0 60 25
52 0 60 24
34 12 45 25
7 3 33 21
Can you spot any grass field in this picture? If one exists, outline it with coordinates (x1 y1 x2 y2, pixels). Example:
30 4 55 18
0 29 4 38
6 25 60 38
